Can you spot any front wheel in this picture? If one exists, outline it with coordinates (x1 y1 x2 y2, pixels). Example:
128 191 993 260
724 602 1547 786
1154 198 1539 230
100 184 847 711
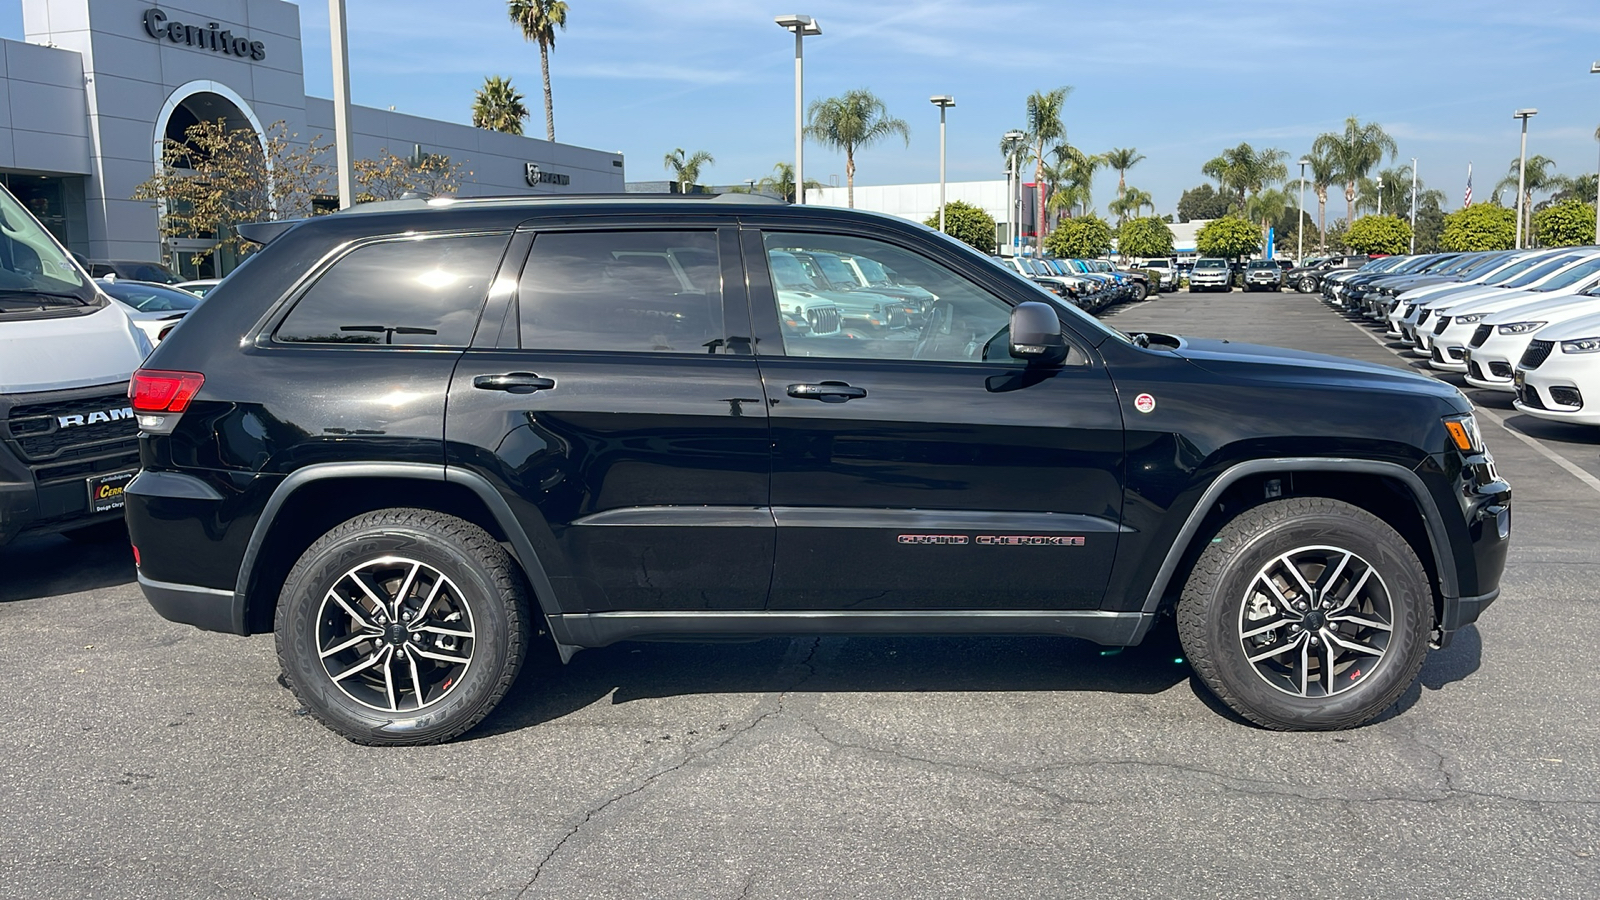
1299 276 1318 293
275 508 530 745
1131 283 1148 302
1176 497 1431 730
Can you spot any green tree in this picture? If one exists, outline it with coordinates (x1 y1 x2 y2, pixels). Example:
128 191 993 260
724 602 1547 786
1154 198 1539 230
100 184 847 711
1044 143 1103 223
507 0 568 142
1313 117 1398 230
1117 216 1174 259
1413 192 1447 253
352 147 466 203
1177 184 1229 222
1024 86 1073 245
1195 216 1260 259
1044 215 1112 258
1201 142 1288 213
805 89 909 209
1107 186 1153 226
924 200 996 253
1439 204 1516 251
1344 215 1412 255
755 161 822 203
1549 173 1598 205
132 118 333 267
1495 154 1561 241
663 147 714 194
1245 187 1293 252
1103 147 1145 196
1305 149 1338 252
1533 198 1597 247
1356 165 1416 218
471 75 529 135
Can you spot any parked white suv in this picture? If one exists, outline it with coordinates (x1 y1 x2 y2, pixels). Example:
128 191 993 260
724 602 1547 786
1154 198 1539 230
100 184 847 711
1513 309 1600 426
1187 258 1232 292
1425 252 1600 371
1464 289 1600 391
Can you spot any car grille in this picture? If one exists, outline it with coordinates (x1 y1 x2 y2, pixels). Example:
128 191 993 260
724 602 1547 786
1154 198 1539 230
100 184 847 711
1520 339 1554 370
805 306 841 336
2 389 139 486
1403 304 1416 318
1470 325 1492 348
1433 317 1451 335
1418 309 1432 326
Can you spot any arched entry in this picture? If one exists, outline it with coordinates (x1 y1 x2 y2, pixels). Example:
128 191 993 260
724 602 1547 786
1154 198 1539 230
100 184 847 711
152 81 270 278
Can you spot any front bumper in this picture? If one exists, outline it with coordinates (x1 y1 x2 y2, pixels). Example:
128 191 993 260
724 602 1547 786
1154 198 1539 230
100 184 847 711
1462 334 1530 392
1513 353 1600 425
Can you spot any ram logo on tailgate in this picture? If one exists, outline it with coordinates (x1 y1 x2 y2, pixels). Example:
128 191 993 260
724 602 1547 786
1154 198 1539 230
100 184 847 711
58 407 134 428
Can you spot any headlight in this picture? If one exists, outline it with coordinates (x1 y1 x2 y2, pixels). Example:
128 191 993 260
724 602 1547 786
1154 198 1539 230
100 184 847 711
1454 314 1485 324
1497 321 1546 335
1443 413 1484 455
1560 337 1600 353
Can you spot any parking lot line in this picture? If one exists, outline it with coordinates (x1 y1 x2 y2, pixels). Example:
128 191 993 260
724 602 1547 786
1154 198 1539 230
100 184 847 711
1337 303 1600 498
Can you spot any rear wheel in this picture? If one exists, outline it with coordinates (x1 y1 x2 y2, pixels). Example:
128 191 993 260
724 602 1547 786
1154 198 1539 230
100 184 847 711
1176 498 1431 730
275 508 530 745
1131 283 1148 302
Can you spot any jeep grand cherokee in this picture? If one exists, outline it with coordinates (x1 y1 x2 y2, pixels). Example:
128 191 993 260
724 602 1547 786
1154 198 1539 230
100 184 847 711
125 195 1510 744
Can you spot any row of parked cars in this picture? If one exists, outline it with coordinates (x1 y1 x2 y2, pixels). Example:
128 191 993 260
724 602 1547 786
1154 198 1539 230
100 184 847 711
1322 248 1600 427
996 255 1151 312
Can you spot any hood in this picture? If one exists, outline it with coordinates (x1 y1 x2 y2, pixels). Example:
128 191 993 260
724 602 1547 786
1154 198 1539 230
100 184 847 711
1483 293 1600 325
1534 309 1600 342
1170 336 1458 399
1 303 151 393
1418 285 1505 309
1437 288 1582 318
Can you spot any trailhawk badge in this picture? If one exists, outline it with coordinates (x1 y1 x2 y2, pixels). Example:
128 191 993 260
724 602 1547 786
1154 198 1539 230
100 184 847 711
1134 393 1156 414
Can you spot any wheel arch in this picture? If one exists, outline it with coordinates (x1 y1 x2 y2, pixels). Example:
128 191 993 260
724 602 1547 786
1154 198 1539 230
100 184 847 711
1138 458 1456 631
234 463 564 635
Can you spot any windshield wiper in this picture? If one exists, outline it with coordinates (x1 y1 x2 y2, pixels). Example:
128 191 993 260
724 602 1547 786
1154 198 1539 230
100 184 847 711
0 289 89 309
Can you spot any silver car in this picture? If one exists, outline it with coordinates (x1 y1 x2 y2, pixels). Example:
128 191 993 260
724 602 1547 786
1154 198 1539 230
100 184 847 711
1188 257 1233 293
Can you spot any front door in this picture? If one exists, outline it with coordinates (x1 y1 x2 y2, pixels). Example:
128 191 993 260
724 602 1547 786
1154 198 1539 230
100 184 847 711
746 228 1126 611
446 223 772 613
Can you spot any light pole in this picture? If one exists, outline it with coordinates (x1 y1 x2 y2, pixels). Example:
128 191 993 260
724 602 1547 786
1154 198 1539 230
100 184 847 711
329 0 355 208
775 15 821 204
1003 130 1025 255
930 95 955 232
1513 108 1538 248
1297 156 1309 264
1591 64 1599 242
1409 158 1418 254
1378 174 1384 217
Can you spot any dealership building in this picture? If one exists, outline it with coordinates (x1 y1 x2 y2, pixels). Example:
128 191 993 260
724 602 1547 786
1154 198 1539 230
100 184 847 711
4 0 625 276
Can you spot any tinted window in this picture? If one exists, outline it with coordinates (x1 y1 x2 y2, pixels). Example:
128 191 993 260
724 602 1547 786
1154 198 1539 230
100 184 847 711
517 230 723 353
101 281 199 312
762 231 1016 364
1503 254 1585 289
276 233 508 346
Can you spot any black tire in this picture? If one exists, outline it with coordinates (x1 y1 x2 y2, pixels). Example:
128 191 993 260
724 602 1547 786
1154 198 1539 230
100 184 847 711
1188 286 1198 293
1299 276 1317 293
1176 497 1431 731
275 508 530 745
1131 283 1148 302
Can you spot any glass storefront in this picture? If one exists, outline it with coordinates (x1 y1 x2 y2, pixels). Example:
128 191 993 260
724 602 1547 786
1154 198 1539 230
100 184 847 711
0 173 88 258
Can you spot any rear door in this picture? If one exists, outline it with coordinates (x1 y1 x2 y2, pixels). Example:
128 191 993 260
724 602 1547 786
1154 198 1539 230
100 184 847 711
445 219 773 613
746 226 1127 611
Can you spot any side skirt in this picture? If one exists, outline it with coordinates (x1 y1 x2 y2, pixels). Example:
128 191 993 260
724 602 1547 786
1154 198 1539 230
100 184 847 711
548 609 1154 653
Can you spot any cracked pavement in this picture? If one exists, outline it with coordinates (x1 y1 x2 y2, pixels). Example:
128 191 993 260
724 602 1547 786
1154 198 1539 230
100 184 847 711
1 292 1597 898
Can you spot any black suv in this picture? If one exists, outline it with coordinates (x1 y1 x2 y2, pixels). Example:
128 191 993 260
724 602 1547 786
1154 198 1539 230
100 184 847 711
126 196 1510 744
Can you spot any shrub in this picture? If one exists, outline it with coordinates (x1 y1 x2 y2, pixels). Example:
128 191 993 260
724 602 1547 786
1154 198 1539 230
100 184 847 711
1533 199 1597 248
1344 215 1413 256
1195 216 1259 259
1439 204 1516 251
1118 217 1175 259
924 200 996 254
1044 215 1113 258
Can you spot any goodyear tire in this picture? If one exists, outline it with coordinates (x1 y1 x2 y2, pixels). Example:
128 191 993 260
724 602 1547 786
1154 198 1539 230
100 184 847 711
276 508 529 745
1176 498 1431 730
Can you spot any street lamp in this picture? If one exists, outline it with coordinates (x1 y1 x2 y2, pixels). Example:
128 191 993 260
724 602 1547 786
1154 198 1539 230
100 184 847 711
1003 130 1026 255
1378 174 1384 217
1409 158 1418 254
1591 64 1599 242
930 95 955 232
329 0 355 208
1513 108 1538 248
1297 157 1309 264
775 15 821 204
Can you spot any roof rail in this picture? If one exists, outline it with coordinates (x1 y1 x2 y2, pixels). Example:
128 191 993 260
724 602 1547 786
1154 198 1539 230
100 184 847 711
331 192 789 215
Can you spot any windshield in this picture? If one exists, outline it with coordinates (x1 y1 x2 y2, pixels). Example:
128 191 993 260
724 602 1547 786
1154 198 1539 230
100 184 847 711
0 184 95 317
100 280 201 312
1503 254 1588 289
810 252 859 288
768 252 819 291
1533 256 1600 291
1413 255 1461 273
1483 256 1548 285
851 256 891 284
1246 260 1275 269
1196 259 1228 269
1456 253 1514 279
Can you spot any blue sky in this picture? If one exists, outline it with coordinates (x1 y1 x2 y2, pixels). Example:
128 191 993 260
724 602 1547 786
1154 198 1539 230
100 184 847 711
9 1 1600 218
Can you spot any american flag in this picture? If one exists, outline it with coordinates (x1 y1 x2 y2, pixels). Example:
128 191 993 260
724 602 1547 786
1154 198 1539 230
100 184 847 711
1464 163 1473 207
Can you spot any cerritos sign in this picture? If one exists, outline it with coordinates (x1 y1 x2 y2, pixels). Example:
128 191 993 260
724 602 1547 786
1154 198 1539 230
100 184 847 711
142 8 267 62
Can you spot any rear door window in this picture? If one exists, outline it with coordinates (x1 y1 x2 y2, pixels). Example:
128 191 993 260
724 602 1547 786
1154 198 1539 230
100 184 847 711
516 230 723 353
275 233 509 347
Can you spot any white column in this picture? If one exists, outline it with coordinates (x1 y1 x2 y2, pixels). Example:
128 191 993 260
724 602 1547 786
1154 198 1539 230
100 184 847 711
329 0 355 209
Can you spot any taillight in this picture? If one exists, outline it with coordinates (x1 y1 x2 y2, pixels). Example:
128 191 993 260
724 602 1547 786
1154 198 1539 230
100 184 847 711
130 369 205 412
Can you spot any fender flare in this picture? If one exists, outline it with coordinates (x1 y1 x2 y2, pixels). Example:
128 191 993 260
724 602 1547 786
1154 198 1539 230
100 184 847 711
1138 457 1458 618
233 462 567 635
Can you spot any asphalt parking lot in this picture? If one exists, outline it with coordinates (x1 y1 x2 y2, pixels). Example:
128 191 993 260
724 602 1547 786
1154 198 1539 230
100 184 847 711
2 290 1597 899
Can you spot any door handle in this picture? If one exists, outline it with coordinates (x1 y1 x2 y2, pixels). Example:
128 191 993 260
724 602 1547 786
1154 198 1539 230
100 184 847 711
786 381 867 402
473 372 556 394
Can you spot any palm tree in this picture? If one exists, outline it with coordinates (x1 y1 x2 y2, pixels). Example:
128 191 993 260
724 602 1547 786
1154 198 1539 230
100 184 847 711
1305 150 1338 252
471 75 529 136
507 0 569 142
805 89 909 208
1024 87 1072 247
1103 147 1146 196
1201 143 1288 213
663 148 714 194
756 161 823 203
1041 143 1102 224
1108 187 1153 226
1245 187 1292 250
1312 117 1398 228
1495 154 1561 237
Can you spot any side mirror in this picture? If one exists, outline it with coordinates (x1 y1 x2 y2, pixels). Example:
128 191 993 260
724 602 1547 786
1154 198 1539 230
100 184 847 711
1008 301 1067 366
